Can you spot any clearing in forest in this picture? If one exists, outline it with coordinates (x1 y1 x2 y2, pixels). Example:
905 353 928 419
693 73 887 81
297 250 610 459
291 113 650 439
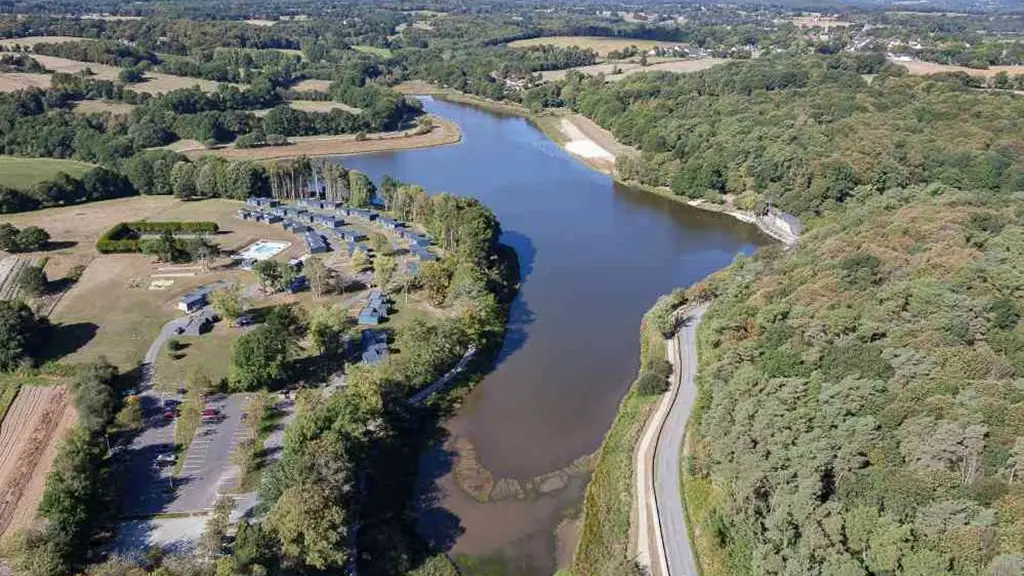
891 59 1024 78
0 385 76 539
508 36 684 56
540 58 728 82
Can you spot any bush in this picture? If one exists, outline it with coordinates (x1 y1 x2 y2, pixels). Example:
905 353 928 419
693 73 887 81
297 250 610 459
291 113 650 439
96 221 218 253
636 370 669 395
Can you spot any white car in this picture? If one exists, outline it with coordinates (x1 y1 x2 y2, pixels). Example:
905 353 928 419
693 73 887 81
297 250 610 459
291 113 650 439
155 453 176 466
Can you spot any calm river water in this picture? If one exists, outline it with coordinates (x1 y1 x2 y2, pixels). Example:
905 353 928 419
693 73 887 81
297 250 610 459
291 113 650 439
342 98 767 574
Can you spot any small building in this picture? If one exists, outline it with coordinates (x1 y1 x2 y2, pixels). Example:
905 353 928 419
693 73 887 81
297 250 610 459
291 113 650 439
182 308 219 336
304 231 328 254
246 197 278 208
378 217 399 230
412 247 437 262
178 290 209 313
410 236 430 248
360 330 389 365
358 291 389 325
262 213 283 224
283 220 312 234
237 208 257 220
313 213 344 228
338 229 366 242
288 275 308 293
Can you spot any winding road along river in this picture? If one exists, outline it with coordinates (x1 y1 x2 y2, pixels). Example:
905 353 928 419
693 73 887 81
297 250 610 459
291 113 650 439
342 98 767 575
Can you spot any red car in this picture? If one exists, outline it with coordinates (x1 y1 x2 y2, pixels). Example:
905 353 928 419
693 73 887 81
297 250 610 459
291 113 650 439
162 410 176 420
201 408 220 418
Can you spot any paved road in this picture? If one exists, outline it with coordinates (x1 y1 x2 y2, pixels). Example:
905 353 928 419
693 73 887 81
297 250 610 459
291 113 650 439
120 315 193 516
653 305 707 576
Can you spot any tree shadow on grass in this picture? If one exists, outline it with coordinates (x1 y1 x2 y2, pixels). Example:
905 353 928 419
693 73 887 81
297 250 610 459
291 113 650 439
43 322 98 362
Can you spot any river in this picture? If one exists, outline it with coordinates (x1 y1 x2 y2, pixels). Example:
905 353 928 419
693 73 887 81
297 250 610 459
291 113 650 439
341 97 768 575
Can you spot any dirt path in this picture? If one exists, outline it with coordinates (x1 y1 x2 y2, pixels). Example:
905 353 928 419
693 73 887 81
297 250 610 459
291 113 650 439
0 386 74 537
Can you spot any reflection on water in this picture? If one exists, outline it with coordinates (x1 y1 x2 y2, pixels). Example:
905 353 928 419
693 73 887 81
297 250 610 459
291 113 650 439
341 98 768 574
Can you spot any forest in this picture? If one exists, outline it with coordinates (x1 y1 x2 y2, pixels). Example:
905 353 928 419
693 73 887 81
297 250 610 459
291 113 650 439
686 184 1024 575
551 54 1024 218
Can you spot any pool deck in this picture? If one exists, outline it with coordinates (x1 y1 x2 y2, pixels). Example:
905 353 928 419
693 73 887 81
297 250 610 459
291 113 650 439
237 240 290 261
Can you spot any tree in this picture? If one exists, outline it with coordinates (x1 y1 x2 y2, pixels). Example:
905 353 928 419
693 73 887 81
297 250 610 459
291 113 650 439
14 226 50 251
307 305 351 355
0 300 47 371
17 265 47 296
230 325 292 391
266 485 348 570
418 261 453 306
253 260 284 293
197 496 233 562
350 250 369 272
373 255 396 288
370 232 390 255
170 162 198 200
71 359 118 434
305 257 329 299
113 396 143 431
348 170 375 207
210 285 245 320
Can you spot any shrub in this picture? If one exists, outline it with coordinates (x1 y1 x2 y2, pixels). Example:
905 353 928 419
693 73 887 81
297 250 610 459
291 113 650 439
636 370 669 395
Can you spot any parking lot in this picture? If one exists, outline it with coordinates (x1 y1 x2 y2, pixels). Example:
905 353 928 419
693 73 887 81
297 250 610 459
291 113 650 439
164 393 248 514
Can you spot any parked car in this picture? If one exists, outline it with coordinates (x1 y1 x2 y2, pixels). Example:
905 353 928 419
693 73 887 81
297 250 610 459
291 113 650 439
174 326 185 335
162 410 177 420
121 387 139 397
155 453 176 465
201 408 220 418
177 387 187 395
234 314 254 327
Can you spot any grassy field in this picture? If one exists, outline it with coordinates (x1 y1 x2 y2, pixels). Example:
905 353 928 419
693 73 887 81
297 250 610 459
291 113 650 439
352 45 393 58
251 100 361 116
540 58 728 82
153 326 237 390
572 315 665 576
508 36 683 56
0 156 94 188
0 36 86 49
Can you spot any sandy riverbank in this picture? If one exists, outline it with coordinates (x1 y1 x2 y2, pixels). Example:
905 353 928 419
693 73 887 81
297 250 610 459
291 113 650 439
178 114 460 161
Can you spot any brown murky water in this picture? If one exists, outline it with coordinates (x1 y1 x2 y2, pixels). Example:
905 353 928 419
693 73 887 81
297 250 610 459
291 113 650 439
343 98 769 575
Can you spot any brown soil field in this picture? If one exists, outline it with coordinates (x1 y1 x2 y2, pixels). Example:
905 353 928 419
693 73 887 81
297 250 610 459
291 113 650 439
72 99 136 116
891 59 1024 78
0 72 52 92
291 79 332 93
0 36 87 49
540 58 727 82
508 36 684 56
0 385 75 538
251 100 362 117
183 115 460 160
244 19 278 27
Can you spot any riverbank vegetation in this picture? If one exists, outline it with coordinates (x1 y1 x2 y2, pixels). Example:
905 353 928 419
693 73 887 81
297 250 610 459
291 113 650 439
573 295 675 576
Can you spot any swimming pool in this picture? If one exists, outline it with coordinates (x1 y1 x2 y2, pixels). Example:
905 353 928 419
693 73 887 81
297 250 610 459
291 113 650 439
237 240 290 261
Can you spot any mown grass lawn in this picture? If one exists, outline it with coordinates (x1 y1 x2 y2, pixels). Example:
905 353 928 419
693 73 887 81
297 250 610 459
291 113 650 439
0 155 94 189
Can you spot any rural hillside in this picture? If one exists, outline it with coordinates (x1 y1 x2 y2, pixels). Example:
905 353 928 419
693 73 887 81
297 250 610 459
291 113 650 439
0 0 1023 576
